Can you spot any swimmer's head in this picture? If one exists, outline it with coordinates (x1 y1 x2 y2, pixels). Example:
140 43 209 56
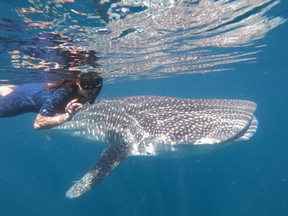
79 72 102 90
78 72 103 104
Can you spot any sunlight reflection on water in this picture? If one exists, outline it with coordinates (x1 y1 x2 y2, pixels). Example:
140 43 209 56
0 0 286 83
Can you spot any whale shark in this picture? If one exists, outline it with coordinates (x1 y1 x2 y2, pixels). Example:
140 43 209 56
55 96 258 198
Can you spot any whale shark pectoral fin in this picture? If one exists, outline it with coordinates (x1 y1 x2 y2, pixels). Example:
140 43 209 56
66 141 131 199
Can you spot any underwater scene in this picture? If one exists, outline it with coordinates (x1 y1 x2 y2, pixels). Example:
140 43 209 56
0 0 288 215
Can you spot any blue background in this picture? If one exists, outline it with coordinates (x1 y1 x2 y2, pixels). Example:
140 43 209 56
0 1 288 216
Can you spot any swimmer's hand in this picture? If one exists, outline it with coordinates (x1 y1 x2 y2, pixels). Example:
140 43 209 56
34 99 84 130
65 98 84 117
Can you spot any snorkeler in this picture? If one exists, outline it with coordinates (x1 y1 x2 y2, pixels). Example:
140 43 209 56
0 72 102 129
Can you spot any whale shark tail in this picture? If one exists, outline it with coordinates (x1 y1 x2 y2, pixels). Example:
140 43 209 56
233 116 258 142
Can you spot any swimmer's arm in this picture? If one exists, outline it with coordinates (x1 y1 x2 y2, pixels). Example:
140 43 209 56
34 113 72 129
34 99 84 130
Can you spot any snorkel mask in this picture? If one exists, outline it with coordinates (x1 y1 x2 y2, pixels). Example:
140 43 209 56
79 72 103 104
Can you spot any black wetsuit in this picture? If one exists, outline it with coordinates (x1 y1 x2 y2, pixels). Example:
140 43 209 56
0 83 78 117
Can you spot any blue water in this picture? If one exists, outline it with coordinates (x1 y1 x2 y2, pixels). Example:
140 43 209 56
1 1 288 216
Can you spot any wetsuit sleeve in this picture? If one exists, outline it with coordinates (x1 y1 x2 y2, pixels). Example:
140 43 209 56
39 88 72 116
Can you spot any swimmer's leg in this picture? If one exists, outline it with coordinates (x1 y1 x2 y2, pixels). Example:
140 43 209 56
0 85 33 117
0 85 17 97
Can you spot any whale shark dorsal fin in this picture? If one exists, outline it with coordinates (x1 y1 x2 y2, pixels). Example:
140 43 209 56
66 141 131 199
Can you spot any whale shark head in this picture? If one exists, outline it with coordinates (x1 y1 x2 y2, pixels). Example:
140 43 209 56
55 96 258 198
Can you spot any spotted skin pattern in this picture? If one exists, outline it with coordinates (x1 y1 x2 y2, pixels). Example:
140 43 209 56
55 96 258 198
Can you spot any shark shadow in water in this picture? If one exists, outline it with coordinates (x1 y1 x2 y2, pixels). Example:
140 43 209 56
54 96 258 198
